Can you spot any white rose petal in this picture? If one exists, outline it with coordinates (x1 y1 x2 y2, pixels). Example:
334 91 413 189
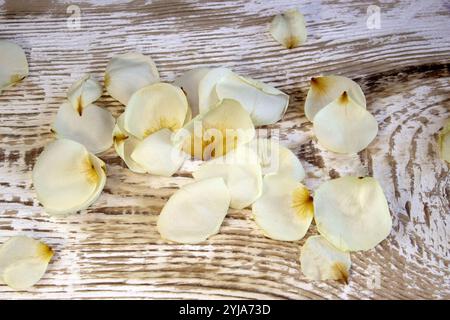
0 40 28 93
269 9 307 49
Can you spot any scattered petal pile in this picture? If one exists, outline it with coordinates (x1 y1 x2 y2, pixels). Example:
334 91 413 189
0 40 28 94
0 236 53 290
269 9 307 49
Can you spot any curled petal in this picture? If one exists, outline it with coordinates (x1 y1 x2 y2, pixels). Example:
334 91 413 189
216 73 289 126
123 82 188 140
314 176 392 251
252 175 313 241
32 139 106 216
105 52 159 105
313 91 377 154
198 67 233 114
269 9 307 49
131 128 187 177
193 145 262 209
67 74 102 115
181 99 255 160
112 114 146 173
438 119 450 163
305 75 366 121
0 40 28 93
0 236 53 290
174 67 211 117
53 102 115 154
157 178 231 244
300 235 351 283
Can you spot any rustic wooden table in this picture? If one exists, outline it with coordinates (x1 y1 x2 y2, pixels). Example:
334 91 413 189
0 0 449 299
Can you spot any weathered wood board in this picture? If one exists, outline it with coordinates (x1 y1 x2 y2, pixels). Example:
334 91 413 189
0 0 449 299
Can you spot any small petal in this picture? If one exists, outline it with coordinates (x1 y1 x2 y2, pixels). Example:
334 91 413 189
174 67 211 117
253 138 305 180
123 82 188 140
53 102 115 154
300 235 351 283
269 9 307 49
216 73 289 126
131 128 187 177
67 74 102 115
252 175 313 241
105 52 159 105
438 119 450 163
157 178 231 244
305 75 366 121
0 236 53 290
0 40 28 93
112 114 146 173
314 176 392 251
193 145 262 209
32 139 106 216
181 99 255 160
313 91 378 153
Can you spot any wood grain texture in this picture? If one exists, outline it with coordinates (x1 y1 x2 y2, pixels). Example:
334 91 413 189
0 0 449 299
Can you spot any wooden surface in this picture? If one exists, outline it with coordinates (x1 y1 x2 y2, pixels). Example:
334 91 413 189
0 0 449 299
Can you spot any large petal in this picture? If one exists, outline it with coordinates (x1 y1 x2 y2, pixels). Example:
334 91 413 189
123 82 188 140
193 146 262 209
157 178 231 244
253 138 305 180
112 114 146 173
0 40 28 93
0 236 53 290
269 9 307 49
67 74 102 115
32 139 106 216
300 235 351 283
131 128 187 177
181 99 255 160
305 75 366 121
105 52 159 105
314 176 392 251
174 67 210 117
313 92 377 154
252 175 313 241
53 102 115 154
216 73 289 126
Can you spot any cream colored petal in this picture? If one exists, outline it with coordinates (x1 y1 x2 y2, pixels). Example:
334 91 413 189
269 9 307 49
131 128 187 177
157 177 231 244
0 40 28 93
105 52 159 105
181 99 255 160
313 92 377 154
67 74 102 115
112 114 146 173
314 176 392 252
193 146 262 209
300 235 351 283
253 138 305 180
32 139 106 216
438 119 450 163
252 175 313 241
174 67 210 117
52 102 115 154
0 236 53 290
123 82 188 140
216 73 289 126
305 75 366 121
198 67 233 114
